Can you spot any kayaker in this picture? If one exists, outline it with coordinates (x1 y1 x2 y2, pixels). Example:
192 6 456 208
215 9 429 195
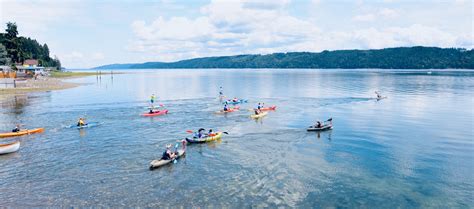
161 144 176 160
232 97 238 102
149 108 154 114
197 128 206 138
375 91 383 99
254 109 260 115
223 104 229 111
315 121 322 128
12 124 20 132
208 129 215 137
77 118 86 127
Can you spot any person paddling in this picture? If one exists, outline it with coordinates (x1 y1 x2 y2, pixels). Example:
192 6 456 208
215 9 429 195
197 128 206 138
375 91 383 99
223 104 229 112
161 144 176 160
315 121 322 128
254 109 260 115
77 118 87 127
12 124 20 132
208 129 215 137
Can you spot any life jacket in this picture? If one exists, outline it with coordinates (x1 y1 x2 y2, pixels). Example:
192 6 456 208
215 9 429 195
162 150 171 160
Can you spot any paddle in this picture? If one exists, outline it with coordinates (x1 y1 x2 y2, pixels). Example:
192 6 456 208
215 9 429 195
187 130 228 134
326 118 333 126
173 143 179 164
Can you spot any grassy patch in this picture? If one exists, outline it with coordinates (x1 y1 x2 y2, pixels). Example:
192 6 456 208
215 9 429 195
49 71 100 78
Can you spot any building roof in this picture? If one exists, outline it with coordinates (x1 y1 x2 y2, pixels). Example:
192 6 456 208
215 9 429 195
24 59 39 66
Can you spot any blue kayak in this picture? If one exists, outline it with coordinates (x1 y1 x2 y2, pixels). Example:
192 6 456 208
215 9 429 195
222 99 248 105
68 122 102 129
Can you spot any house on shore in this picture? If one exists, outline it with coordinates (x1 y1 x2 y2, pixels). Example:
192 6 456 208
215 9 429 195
16 59 45 76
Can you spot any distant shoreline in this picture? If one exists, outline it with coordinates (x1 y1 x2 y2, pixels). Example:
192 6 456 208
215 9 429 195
93 47 474 70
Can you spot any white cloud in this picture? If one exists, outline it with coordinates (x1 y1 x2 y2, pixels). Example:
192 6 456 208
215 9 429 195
128 0 472 63
351 24 459 49
353 14 376 22
61 51 106 68
63 51 84 60
129 0 322 61
379 8 398 18
353 8 398 22
0 0 79 35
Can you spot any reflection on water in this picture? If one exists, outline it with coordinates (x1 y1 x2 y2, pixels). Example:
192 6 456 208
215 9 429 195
0 69 473 207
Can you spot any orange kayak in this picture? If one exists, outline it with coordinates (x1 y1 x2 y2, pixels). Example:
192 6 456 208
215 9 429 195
248 105 277 112
0 128 45 138
215 106 240 114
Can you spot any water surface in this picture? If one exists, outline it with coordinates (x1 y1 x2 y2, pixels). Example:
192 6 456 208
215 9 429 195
1 69 473 207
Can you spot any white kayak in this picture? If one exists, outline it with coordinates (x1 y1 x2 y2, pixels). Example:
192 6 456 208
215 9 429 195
307 124 333 131
0 141 20 155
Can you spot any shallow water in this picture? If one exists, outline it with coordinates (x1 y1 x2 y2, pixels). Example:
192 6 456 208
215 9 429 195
0 69 473 207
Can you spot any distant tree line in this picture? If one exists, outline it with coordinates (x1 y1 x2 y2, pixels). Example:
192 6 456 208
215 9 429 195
96 46 473 69
0 22 61 68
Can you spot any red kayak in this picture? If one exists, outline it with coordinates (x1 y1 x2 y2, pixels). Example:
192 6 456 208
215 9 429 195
248 106 277 111
142 109 169 117
215 106 240 114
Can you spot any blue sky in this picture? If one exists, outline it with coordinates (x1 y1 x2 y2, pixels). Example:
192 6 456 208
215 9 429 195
1 0 472 68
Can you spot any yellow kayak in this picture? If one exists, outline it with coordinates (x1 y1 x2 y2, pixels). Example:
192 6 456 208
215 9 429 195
185 132 223 143
250 111 268 119
0 128 45 138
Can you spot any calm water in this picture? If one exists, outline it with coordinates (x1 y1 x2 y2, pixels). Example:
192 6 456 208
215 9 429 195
0 69 473 208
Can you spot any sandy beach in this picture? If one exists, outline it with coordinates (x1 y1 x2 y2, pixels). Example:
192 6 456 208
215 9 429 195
0 72 104 103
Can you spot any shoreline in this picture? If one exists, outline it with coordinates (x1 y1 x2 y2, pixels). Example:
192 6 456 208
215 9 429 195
0 72 101 103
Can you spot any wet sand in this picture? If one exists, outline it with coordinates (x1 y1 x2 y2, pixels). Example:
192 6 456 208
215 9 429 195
0 77 81 103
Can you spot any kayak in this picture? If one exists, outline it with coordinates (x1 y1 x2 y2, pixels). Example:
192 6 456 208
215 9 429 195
248 105 277 112
0 141 20 155
215 106 240 114
150 141 186 170
149 149 185 170
186 132 223 143
250 111 268 119
0 128 44 138
223 99 247 105
142 109 169 117
307 124 333 131
68 122 102 129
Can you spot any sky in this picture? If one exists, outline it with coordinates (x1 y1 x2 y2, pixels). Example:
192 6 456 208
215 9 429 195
0 0 472 68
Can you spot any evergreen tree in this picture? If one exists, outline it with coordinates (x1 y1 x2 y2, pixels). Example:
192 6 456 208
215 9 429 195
0 43 10 65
